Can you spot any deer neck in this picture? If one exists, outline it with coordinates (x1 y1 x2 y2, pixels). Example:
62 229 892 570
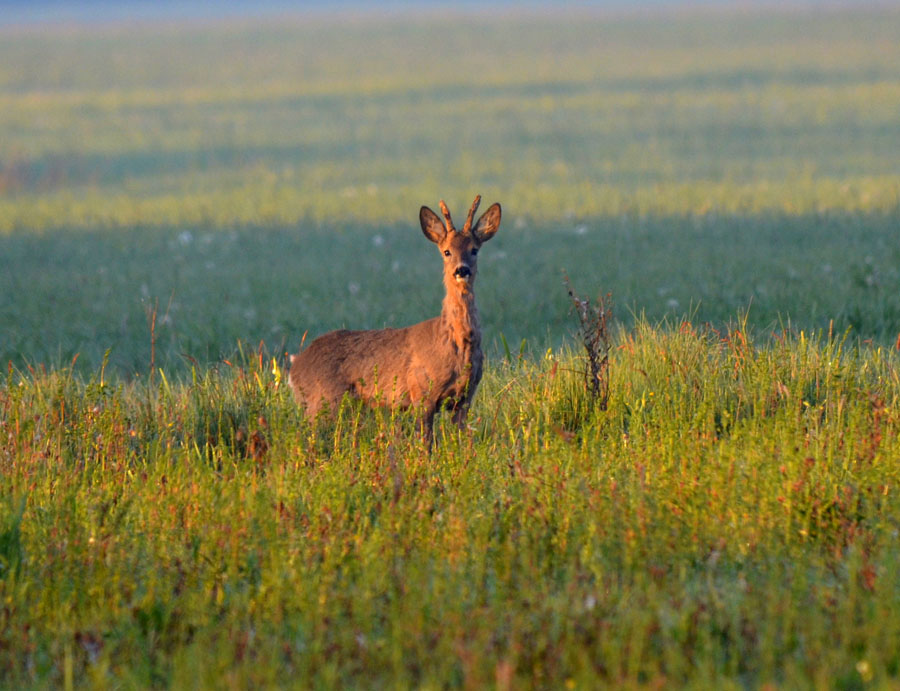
441 283 480 354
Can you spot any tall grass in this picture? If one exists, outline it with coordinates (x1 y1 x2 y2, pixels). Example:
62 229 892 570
2 322 899 687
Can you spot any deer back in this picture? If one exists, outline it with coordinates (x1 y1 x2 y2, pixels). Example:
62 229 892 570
290 315 482 410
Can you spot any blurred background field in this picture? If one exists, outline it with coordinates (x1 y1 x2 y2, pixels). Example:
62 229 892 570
1 6 899 372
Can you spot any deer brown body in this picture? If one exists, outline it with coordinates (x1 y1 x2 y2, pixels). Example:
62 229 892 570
289 196 501 445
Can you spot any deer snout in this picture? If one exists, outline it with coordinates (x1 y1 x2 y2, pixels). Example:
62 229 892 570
454 265 472 279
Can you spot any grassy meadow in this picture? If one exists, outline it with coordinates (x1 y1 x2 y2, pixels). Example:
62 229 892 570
2 5 900 688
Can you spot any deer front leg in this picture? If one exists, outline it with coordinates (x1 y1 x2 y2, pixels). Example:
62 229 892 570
417 404 437 450
451 401 469 431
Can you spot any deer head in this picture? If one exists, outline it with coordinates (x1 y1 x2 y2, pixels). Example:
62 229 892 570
419 195 502 294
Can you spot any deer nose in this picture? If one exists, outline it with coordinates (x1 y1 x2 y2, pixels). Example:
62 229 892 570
454 265 471 278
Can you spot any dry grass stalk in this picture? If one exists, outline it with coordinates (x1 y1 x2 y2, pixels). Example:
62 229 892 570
564 273 612 411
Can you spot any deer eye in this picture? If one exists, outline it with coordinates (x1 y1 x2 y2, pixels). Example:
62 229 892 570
443 250 451 257
471 248 478 256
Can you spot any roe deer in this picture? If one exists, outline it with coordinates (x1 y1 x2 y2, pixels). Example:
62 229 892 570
289 195 501 446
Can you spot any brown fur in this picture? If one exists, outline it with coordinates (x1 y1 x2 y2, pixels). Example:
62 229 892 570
289 196 501 446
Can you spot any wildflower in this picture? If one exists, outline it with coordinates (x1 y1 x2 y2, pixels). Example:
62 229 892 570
271 358 282 386
856 660 873 682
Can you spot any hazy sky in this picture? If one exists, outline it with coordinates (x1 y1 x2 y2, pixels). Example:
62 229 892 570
1 0 877 26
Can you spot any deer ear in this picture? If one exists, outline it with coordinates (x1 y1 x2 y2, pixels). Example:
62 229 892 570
473 203 501 243
420 206 446 244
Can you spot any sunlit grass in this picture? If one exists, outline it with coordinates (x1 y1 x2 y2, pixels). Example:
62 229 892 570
2 322 899 687
2 174 900 233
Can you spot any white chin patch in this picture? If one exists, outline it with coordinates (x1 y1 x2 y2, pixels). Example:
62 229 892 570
455 276 470 284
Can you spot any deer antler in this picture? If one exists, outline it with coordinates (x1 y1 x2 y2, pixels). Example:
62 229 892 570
462 194 482 236
438 200 456 233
